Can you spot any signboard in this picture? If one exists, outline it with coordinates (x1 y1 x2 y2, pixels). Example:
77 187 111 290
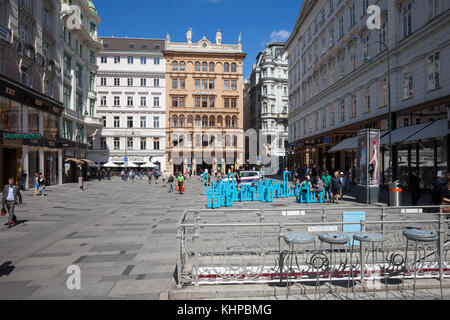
343 212 366 246
3 133 41 140
357 129 380 186
256 156 261 166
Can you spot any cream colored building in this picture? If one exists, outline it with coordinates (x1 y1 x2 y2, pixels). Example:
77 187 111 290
163 29 246 175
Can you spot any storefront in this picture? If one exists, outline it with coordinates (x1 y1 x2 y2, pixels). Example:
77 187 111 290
0 75 63 188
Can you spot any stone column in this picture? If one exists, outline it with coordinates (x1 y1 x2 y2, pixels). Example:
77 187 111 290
58 149 63 185
22 146 29 189
39 148 45 175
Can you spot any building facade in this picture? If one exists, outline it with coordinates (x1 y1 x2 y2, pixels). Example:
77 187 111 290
243 42 289 173
286 0 450 190
0 0 64 187
89 37 167 171
60 0 103 182
163 29 246 175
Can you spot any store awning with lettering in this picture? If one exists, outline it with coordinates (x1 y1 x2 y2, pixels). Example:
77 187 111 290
402 119 449 143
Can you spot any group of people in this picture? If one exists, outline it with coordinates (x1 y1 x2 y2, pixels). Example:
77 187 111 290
293 170 348 204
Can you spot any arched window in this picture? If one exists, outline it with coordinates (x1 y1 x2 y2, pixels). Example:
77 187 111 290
187 134 193 147
209 135 215 147
202 62 208 72
224 63 230 72
172 134 178 147
202 134 208 147
262 103 267 114
202 115 208 127
231 63 237 72
195 134 201 147
179 115 185 127
179 134 184 147
217 134 223 147
232 116 237 128
195 61 200 71
187 115 193 127
179 61 185 71
225 116 231 128
195 115 201 127
232 135 238 147
172 115 178 128
217 116 223 127
172 61 178 71
209 62 215 72
209 115 215 127
225 135 231 147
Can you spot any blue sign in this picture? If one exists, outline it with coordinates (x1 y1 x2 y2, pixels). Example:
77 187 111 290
124 156 128 162
343 212 366 246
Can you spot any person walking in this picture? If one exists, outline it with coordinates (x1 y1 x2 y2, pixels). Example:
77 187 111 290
148 171 153 184
2 178 23 228
34 173 40 196
154 171 160 184
322 171 332 201
20 171 27 191
409 169 422 206
168 174 174 193
339 172 347 201
177 172 185 195
331 171 341 204
39 174 46 196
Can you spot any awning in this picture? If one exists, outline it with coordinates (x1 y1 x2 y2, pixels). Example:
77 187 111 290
403 119 449 143
65 158 83 164
121 162 138 168
381 122 431 145
329 137 358 152
81 159 95 164
140 162 157 168
102 162 119 168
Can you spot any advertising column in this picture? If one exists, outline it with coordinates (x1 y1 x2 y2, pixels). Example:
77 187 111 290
356 129 380 204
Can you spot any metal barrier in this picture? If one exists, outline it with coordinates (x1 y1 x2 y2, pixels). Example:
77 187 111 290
175 206 450 291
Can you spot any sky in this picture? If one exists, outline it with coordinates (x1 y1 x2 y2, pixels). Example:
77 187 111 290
94 0 303 79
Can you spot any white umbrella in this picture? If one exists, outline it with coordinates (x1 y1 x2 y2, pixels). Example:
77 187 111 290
140 162 156 168
103 162 119 168
121 162 138 168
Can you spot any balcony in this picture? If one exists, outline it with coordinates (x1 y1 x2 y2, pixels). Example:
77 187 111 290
84 115 103 128
0 23 12 44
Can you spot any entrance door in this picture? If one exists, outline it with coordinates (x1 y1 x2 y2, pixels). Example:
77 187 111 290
2 148 19 186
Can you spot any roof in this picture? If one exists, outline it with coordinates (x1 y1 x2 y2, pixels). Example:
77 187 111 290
99 37 165 52
84 0 97 15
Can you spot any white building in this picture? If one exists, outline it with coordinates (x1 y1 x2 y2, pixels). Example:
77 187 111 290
286 0 450 190
89 37 167 171
244 42 289 172
60 0 103 183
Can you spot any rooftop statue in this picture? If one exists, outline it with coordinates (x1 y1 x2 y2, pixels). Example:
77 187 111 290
186 28 192 44
216 29 222 45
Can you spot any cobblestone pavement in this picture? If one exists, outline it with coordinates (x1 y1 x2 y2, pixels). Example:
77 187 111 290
0 176 439 300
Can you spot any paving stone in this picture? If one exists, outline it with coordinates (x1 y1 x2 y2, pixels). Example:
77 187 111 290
74 254 137 264
89 244 143 252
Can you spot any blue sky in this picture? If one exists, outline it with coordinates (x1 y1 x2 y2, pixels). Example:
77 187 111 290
94 0 303 79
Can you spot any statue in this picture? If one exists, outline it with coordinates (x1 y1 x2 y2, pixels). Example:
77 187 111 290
216 28 222 45
166 33 170 43
186 28 192 44
264 143 272 157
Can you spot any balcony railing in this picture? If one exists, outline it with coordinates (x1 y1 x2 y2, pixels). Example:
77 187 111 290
0 23 12 43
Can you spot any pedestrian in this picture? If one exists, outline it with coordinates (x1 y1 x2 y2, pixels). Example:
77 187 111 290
33 172 40 196
162 171 167 184
168 174 174 193
339 172 347 201
148 171 153 184
409 169 422 206
177 172 185 195
331 171 341 204
155 171 160 184
432 172 445 205
20 171 27 191
2 177 23 228
322 171 332 201
39 174 46 196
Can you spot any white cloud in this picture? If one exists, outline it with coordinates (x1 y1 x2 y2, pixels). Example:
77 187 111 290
269 30 291 42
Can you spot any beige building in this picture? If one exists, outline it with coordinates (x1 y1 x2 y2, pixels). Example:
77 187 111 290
163 29 246 175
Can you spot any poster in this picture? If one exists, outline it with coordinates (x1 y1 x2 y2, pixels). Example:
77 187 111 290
368 131 380 186
357 129 380 186
357 132 367 185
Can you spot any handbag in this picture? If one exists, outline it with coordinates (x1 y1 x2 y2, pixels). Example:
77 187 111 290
1 205 6 217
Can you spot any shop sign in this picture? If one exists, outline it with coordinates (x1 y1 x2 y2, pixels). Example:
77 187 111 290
3 133 41 140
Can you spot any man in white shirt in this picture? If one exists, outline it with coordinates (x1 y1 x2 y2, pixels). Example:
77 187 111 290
2 178 23 228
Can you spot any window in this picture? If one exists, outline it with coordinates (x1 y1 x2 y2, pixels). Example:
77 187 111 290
379 22 387 52
140 96 147 106
195 79 200 90
114 138 120 150
330 104 335 125
364 86 371 113
101 56 107 63
362 35 370 61
209 62 215 72
340 99 345 122
362 0 369 15
209 116 215 127
202 116 208 127
202 62 208 72
127 96 133 106
179 96 185 107
428 52 440 90
339 54 345 79
129 44 135 49
172 78 178 89
153 116 160 128
202 79 208 90
127 78 133 86
351 95 357 118
172 61 178 71
231 80 237 91
100 138 107 150
195 116 201 127
127 116 133 128
179 79 185 89
195 62 200 71
402 2 413 38
114 96 120 106
128 56 134 64
114 56 120 64
43 9 52 29
140 57 147 65
114 116 120 128
179 116 185 127
179 61 185 71
140 138 147 150
153 138 160 150
154 79 159 87
379 78 388 107
114 78 120 86
141 78 147 87
209 80 215 90
350 47 356 71
209 97 215 108
100 77 106 86
224 80 230 91
195 97 200 108
322 108 327 128
153 97 160 107
154 57 160 65
224 98 230 108
329 27 335 48
404 71 414 99
231 63 237 73
350 4 356 26
232 116 237 128
172 97 178 107
140 116 146 128
127 138 133 150
231 98 237 108
224 63 230 72
428 0 441 21
339 17 344 38
202 96 208 108
100 96 107 106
